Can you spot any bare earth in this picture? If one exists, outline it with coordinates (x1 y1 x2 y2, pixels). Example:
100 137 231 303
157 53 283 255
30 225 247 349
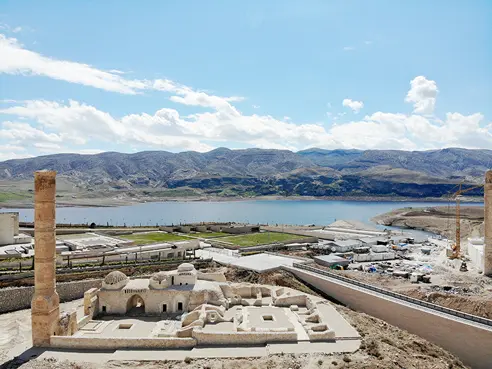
372 206 484 240
366 205 492 318
1 267 467 369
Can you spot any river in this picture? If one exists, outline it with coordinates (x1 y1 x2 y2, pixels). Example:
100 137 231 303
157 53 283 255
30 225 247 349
0 200 483 227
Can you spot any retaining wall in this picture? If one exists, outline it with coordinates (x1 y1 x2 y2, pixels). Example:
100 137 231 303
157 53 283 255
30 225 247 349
0 279 102 313
285 265 492 369
50 336 196 349
192 330 297 345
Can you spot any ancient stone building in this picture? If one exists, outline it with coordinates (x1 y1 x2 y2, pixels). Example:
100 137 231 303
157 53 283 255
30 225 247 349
98 263 200 315
484 170 492 276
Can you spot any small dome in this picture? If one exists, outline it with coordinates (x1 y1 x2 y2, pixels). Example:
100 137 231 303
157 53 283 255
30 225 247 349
178 263 195 272
151 271 169 282
104 271 127 285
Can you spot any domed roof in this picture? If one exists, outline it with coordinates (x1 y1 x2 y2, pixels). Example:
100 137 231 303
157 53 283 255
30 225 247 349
150 271 169 282
178 263 195 272
104 271 127 285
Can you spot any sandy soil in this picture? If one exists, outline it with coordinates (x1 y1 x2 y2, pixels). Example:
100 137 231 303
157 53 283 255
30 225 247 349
1 193 472 209
372 206 484 241
326 266 492 319
0 267 467 369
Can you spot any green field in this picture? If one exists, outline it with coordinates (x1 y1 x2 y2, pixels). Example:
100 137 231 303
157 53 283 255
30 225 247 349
219 232 304 247
122 232 192 245
0 191 32 203
190 232 228 238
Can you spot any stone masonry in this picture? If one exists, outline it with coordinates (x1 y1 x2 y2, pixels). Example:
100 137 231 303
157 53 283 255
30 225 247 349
0 279 102 314
484 170 492 276
31 171 60 347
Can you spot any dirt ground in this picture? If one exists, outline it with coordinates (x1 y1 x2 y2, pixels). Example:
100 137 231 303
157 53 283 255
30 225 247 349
1 267 467 369
372 206 484 240
326 266 492 319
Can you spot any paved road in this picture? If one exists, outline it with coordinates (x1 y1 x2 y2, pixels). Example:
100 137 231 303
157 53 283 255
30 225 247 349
196 247 309 272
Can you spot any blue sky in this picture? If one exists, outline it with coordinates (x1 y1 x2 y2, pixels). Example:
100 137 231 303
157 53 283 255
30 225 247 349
0 0 491 161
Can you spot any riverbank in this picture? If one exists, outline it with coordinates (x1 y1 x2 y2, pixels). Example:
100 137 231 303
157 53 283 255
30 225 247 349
372 206 485 240
1 194 484 209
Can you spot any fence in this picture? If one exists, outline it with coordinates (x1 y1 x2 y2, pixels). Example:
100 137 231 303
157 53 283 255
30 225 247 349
292 263 492 328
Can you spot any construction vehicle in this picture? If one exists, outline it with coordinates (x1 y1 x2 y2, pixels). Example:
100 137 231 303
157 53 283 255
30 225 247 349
449 183 484 259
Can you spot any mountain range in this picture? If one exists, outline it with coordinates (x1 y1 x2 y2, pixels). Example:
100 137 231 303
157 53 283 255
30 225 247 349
1 148 491 199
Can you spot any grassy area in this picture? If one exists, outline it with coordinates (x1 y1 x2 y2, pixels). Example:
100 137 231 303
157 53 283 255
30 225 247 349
190 232 228 238
0 191 32 203
144 188 200 197
121 232 192 245
219 232 305 247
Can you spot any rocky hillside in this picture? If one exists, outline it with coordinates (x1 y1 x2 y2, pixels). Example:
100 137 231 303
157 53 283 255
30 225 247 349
0 148 490 198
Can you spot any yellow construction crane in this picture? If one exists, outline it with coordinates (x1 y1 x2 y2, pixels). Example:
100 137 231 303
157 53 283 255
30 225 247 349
450 183 484 259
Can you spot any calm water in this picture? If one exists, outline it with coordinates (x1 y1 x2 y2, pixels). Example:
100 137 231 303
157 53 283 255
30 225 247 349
0 200 483 227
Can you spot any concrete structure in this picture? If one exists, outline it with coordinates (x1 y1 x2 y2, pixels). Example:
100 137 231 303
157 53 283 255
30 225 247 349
468 237 485 272
314 255 350 268
352 252 395 262
31 171 61 347
0 212 25 246
59 233 133 251
0 212 32 258
222 225 260 234
55 233 199 265
485 170 492 276
286 264 492 369
196 247 312 272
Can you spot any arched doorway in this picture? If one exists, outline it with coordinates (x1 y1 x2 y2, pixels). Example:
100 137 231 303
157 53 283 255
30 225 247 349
126 295 145 315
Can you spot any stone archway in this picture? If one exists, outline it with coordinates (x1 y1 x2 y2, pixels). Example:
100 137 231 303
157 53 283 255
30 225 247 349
126 294 145 315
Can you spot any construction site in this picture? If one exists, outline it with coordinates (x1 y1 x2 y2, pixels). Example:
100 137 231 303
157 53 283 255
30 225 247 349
0 171 492 369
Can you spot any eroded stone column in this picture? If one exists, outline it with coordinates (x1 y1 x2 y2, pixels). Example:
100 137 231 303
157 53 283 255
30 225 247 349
31 171 59 347
484 170 492 276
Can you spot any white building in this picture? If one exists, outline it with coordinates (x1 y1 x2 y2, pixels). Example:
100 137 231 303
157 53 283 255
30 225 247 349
0 212 19 246
468 238 484 272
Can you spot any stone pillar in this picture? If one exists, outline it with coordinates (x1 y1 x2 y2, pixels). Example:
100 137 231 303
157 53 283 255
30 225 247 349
12 212 19 236
485 170 492 276
31 171 60 347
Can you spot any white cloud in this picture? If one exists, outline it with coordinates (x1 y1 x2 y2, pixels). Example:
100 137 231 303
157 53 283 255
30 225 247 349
12 27 22 33
0 34 246 114
0 34 149 94
0 38 489 159
364 40 372 45
405 76 438 115
0 144 32 161
342 99 364 113
0 99 338 154
343 46 355 51
0 120 64 143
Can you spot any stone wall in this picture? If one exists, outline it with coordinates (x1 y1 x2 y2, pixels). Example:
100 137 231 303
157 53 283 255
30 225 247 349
285 266 492 369
0 279 102 313
192 330 297 345
50 336 196 349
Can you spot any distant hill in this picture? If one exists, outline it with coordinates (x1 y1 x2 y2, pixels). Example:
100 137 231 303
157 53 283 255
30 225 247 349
1 148 490 199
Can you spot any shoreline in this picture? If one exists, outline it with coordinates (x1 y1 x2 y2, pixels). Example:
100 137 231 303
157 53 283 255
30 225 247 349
371 205 485 240
0 194 484 210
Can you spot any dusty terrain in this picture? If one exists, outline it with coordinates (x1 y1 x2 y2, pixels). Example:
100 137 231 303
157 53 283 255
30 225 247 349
1 267 467 369
372 206 484 241
330 267 492 319
367 206 492 318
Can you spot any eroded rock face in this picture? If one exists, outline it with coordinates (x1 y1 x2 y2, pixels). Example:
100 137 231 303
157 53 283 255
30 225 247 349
3 149 490 198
